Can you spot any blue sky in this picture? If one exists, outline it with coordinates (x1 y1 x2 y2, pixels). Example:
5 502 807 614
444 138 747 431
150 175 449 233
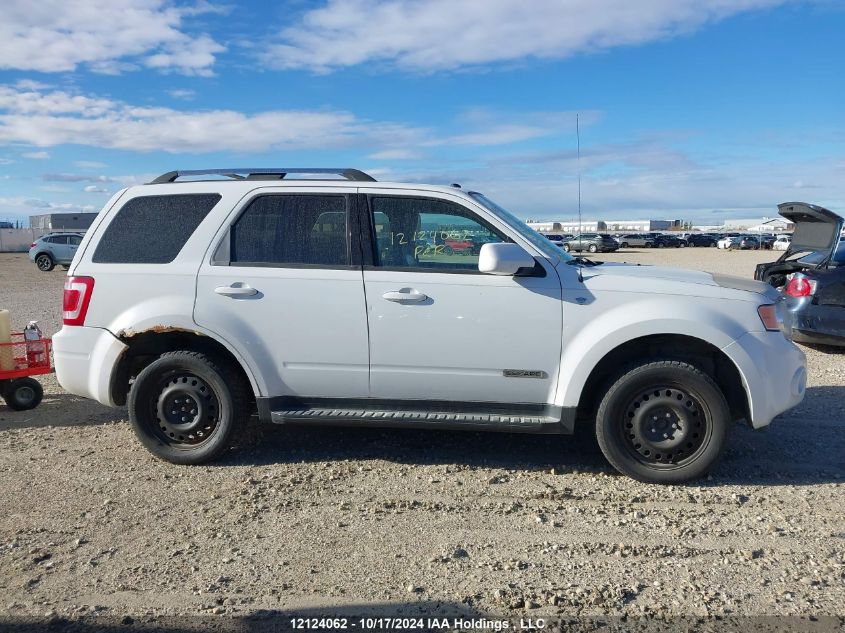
0 0 843 225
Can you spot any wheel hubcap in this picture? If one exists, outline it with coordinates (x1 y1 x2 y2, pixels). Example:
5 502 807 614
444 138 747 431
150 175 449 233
154 374 218 445
16 386 35 405
622 387 707 466
37 257 50 270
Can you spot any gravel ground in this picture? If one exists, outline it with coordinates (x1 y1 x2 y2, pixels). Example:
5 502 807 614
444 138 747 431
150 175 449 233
0 249 843 631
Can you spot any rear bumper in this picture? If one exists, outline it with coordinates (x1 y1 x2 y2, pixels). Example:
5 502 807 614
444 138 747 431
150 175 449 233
722 331 806 429
788 301 845 347
53 326 127 406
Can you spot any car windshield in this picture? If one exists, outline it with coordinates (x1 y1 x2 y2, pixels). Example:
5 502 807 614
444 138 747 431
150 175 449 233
468 192 566 261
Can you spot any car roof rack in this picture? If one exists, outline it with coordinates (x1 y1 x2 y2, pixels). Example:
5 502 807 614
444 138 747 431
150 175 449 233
148 168 377 184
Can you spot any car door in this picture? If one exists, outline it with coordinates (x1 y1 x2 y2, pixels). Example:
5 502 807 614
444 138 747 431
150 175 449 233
66 235 82 264
360 190 563 404
194 188 370 399
47 235 70 261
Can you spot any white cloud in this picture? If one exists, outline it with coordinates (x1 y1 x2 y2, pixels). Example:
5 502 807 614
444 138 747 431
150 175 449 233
0 196 97 219
368 149 423 160
83 185 110 193
42 173 113 183
0 84 429 153
167 89 196 100
263 0 791 72
22 151 50 159
74 160 107 169
0 0 225 76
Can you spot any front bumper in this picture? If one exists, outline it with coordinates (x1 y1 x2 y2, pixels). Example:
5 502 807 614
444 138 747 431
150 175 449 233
53 326 127 407
722 331 806 429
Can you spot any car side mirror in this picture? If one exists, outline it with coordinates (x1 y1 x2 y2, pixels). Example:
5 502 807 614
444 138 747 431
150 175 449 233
478 242 535 275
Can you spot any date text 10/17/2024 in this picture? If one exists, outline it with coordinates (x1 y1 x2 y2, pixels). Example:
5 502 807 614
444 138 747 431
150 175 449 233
290 617 547 631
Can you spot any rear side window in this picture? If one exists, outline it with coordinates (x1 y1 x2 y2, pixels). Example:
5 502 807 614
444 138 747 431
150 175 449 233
92 194 220 264
48 236 68 244
229 195 348 266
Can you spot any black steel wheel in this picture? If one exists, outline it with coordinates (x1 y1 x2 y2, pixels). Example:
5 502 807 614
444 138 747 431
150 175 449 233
595 360 729 483
128 351 250 464
2 377 43 411
35 254 54 272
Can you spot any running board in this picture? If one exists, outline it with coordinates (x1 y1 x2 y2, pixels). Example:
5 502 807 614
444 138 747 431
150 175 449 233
266 405 572 434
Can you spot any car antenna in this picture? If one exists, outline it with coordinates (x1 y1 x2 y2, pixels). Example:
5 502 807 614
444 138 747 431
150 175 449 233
576 113 584 283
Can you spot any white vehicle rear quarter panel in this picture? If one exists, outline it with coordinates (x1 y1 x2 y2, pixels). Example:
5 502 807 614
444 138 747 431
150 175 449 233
53 326 127 406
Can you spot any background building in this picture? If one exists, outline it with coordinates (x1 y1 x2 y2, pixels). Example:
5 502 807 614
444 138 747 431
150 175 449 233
720 217 793 232
29 212 98 231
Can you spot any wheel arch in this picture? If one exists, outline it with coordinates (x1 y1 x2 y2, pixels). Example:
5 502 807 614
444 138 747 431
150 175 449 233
566 333 751 426
109 328 260 407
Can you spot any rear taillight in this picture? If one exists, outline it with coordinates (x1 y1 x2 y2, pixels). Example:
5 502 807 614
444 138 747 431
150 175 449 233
784 274 817 298
29 242 36 248
63 276 95 326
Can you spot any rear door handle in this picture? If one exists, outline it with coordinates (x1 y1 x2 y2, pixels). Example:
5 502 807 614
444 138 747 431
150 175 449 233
382 290 428 303
215 284 258 297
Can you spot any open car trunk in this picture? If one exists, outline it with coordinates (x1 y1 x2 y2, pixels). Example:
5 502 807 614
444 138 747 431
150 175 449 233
754 202 844 288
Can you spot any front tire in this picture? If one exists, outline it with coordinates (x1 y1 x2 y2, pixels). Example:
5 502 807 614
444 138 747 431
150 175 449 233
620 242 629 248
2 378 44 411
35 254 54 272
128 351 251 464
595 360 729 484
588 244 598 253
563 243 571 252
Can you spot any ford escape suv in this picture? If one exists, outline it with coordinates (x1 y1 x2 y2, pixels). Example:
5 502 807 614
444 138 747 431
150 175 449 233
52 168 808 483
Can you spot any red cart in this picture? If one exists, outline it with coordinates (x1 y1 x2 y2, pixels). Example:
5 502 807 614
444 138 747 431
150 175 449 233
0 332 51 410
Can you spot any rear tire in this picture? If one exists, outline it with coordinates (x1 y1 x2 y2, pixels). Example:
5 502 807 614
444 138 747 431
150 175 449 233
35 254 54 272
2 378 43 411
595 360 729 484
128 351 251 464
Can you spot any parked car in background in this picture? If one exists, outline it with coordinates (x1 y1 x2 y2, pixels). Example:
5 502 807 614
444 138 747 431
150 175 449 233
739 235 761 250
772 235 792 251
756 234 776 249
755 202 845 347
686 233 719 247
562 233 620 253
617 233 655 248
28 232 84 271
545 234 564 243
717 236 740 250
652 234 685 248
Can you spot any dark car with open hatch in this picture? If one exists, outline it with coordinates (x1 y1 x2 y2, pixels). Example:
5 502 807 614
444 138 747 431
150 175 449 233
755 202 845 347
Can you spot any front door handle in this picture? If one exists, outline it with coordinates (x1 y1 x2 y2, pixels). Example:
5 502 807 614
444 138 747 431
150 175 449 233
215 284 258 297
382 290 428 303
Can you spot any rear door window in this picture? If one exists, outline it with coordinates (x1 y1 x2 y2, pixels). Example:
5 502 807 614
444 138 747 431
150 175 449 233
229 194 349 267
92 194 221 264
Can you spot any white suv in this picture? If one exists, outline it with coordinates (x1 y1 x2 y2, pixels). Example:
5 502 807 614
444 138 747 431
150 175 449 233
53 168 807 483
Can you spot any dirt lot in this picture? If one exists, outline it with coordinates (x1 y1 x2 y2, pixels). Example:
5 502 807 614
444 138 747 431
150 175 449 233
0 249 843 630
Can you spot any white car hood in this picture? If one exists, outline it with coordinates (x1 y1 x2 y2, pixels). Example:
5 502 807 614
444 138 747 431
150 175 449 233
586 262 718 285
561 261 778 301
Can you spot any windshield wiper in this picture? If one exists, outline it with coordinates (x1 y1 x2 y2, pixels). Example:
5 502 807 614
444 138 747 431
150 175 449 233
567 256 603 267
